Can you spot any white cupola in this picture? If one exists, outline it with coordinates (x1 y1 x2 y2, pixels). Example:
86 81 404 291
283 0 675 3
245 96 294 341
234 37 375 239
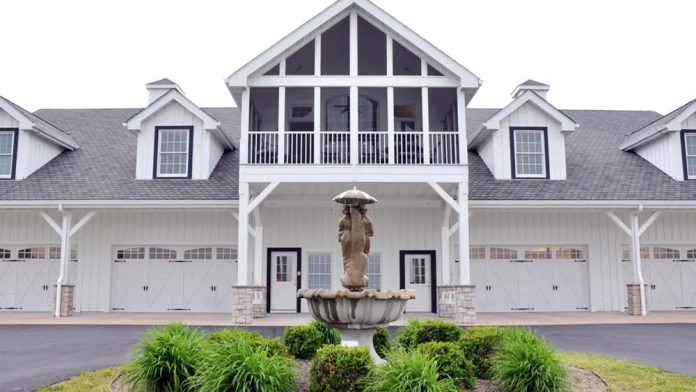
145 78 184 104
512 79 550 100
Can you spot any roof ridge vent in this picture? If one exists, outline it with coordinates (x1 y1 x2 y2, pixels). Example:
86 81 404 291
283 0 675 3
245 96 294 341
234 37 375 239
512 79 550 99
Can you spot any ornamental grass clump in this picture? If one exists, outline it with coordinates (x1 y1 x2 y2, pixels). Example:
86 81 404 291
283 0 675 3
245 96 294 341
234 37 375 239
394 318 422 350
365 349 458 392
124 322 205 392
492 328 567 392
418 341 477 390
189 339 296 392
309 345 374 392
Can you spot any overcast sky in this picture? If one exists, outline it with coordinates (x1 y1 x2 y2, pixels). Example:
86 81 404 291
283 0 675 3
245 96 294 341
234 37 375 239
1 0 694 113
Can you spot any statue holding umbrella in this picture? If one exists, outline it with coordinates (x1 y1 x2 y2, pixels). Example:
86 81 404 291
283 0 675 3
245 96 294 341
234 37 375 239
334 188 377 291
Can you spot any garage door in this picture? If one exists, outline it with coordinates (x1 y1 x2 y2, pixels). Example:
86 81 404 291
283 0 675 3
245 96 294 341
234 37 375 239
0 245 78 311
471 245 590 312
621 245 696 310
111 245 237 313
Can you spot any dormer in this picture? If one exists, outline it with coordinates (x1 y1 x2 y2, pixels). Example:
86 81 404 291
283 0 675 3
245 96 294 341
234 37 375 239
0 95 78 180
124 80 234 180
469 81 578 180
620 99 696 181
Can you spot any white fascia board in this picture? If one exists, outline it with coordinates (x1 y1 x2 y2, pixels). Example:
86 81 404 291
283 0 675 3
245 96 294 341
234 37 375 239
124 90 221 131
0 199 238 210
0 97 35 130
469 199 696 210
26 127 79 150
226 0 480 89
482 91 578 132
619 126 668 151
666 100 696 131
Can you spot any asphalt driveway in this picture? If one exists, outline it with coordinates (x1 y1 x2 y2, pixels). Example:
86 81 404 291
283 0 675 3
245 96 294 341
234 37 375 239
0 324 694 391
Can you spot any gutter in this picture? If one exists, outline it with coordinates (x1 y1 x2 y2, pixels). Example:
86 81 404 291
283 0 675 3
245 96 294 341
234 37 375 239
0 200 239 210
469 200 696 210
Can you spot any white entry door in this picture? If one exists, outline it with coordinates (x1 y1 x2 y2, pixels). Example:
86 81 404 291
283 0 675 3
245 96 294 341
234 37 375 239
404 253 432 312
270 251 298 312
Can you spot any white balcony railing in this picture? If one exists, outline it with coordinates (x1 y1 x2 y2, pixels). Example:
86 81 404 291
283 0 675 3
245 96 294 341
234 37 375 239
248 130 460 165
358 131 389 165
320 131 350 165
429 132 460 165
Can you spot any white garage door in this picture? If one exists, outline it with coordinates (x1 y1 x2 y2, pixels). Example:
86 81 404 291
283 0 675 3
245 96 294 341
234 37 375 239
111 245 237 313
472 245 590 312
621 245 696 311
0 245 78 311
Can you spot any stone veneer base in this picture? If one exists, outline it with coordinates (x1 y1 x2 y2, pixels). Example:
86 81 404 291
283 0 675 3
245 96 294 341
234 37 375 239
231 285 267 324
52 285 75 317
437 285 476 324
626 284 649 316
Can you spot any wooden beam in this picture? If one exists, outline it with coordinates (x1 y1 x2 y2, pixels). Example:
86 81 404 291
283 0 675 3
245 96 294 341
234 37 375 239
350 11 358 76
248 182 280 213
428 182 460 214
247 76 461 88
39 211 62 236
240 88 250 164
278 87 286 164
639 211 661 236
606 212 632 236
387 87 395 164
69 211 96 238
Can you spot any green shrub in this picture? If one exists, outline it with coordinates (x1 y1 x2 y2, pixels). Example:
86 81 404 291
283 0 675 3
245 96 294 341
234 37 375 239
365 349 458 392
309 345 374 392
492 328 567 392
207 329 286 357
418 341 476 389
190 339 296 392
414 320 463 345
284 325 324 359
395 319 422 350
372 327 391 358
310 320 342 345
124 323 204 392
460 326 508 379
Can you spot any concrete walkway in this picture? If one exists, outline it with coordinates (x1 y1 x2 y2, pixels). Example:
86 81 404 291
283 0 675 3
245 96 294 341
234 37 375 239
0 310 694 326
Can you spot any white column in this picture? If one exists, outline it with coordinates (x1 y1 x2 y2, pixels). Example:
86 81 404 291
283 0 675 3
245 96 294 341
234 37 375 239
314 87 321 164
237 182 250 285
314 36 321 76
387 87 395 164
456 89 467 165
350 86 359 165
350 11 358 76
240 88 250 164
630 213 647 316
457 183 470 285
386 35 393 77
278 87 286 164
55 212 72 317
422 87 430 164
254 226 263 286
441 205 452 286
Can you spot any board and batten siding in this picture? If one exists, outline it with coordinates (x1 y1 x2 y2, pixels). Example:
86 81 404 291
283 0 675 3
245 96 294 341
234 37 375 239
476 102 567 180
0 109 19 128
635 131 683 181
136 101 226 180
0 210 237 312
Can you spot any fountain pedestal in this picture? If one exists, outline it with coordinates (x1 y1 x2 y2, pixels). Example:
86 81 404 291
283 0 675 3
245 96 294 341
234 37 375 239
298 288 415 364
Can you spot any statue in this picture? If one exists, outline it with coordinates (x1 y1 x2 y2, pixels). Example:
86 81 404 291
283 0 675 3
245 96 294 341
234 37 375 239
333 188 377 291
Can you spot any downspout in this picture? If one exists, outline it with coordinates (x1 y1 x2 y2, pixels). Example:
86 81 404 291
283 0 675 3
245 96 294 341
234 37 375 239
54 204 68 317
633 205 647 317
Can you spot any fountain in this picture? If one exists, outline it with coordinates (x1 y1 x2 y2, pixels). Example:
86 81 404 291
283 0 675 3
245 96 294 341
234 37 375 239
298 188 415 363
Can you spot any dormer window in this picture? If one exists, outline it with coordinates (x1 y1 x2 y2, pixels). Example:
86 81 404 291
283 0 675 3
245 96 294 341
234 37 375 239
511 127 549 179
154 126 193 179
0 129 18 179
682 130 696 180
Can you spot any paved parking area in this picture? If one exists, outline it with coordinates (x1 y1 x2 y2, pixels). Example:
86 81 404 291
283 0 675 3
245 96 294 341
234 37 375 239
1 323 695 391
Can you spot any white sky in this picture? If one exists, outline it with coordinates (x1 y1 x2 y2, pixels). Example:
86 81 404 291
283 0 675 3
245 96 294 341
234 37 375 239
0 0 694 113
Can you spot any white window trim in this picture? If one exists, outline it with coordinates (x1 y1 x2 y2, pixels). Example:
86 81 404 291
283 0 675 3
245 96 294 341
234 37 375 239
511 127 548 179
155 126 192 179
0 129 17 180
307 250 332 290
683 131 696 180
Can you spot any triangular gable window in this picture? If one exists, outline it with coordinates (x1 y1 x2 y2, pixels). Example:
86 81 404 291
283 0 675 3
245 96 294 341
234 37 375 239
393 40 421 75
264 64 280 76
321 16 350 75
358 16 386 75
286 41 314 75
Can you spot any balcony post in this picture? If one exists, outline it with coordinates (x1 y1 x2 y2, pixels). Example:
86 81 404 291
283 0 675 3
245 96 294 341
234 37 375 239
278 87 285 164
387 87 395 164
240 88 250 164
457 88 467 165
422 87 430 164
314 87 321 164
350 86 358 165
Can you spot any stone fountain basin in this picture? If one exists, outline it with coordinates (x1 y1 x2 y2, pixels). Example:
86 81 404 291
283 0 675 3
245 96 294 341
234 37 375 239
297 288 415 329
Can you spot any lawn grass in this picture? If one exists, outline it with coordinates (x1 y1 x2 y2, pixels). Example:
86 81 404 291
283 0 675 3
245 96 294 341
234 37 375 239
560 352 696 392
38 367 120 392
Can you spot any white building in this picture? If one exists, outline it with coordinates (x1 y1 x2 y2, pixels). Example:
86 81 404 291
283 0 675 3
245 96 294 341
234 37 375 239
1 0 695 323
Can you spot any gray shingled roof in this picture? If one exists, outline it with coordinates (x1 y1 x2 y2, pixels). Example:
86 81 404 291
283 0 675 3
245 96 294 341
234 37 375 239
519 79 549 87
620 99 696 150
2 106 695 202
0 108 238 201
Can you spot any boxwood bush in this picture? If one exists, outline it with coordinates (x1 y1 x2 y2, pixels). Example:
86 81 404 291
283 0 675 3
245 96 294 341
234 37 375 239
207 328 287 357
283 325 324 359
309 345 374 392
418 341 476 389
459 326 508 379
190 339 296 392
414 320 463 345
124 323 205 392
310 320 341 345
365 349 457 392
492 328 567 392
372 327 391 358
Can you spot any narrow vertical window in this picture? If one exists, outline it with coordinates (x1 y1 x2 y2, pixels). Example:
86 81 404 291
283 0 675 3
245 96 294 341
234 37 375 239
511 127 548 179
155 127 192 178
367 253 381 290
308 252 331 289
0 129 17 179
683 131 696 179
